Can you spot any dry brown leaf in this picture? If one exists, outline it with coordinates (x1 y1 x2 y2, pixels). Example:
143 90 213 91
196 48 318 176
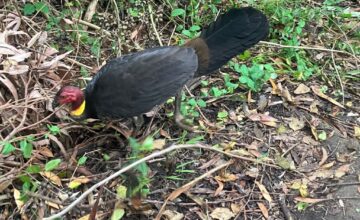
294 197 326 204
160 129 171 138
0 179 12 192
354 126 360 138
0 74 18 100
27 32 42 47
294 83 310 94
1 61 29 75
162 210 184 220
210 208 235 220
8 52 31 62
38 147 54 158
311 86 344 109
230 202 243 214
40 171 62 186
153 139 166 150
335 164 350 178
289 117 305 131
77 214 90 220
14 188 24 209
255 180 273 203
168 184 192 201
0 43 20 55
248 113 278 127
321 161 335 169
68 176 91 189
214 178 224 196
257 202 269 219
309 169 334 181
45 201 62 209
318 147 328 167
277 83 293 102
215 173 237 182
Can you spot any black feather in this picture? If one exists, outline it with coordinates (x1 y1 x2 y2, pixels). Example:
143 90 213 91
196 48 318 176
197 7 269 76
84 46 198 118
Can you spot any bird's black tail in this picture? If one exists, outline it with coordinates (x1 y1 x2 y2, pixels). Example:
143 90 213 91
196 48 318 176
191 7 269 76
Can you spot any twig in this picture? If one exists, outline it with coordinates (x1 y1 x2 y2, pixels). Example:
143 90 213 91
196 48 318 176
3 75 31 142
76 19 111 36
259 41 359 61
155 160 234 220
148 4 163 46
43 143 278 220
331 42 345 105
279 194 295 220
327 182 360 187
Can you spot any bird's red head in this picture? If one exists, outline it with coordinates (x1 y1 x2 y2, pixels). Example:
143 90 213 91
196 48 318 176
53 86 85 116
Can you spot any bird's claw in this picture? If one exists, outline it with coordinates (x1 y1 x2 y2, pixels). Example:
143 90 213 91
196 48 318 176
175 114 198 132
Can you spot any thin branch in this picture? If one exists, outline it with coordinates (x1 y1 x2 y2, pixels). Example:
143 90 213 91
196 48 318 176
43 143 278 220
155 160 234 220
148 4 163 46
259 41 359 61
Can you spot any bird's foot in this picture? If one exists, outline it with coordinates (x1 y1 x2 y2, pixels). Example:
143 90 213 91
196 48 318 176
132 116 144 131
174 114 198 132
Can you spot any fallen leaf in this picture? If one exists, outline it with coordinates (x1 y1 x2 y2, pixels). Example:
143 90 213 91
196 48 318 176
289 117 305 131
68 176 90 189
38 147 54 157
354 126 360 138
255 181 273 203
14 188 24 209
153 139 166 150
45 201 62 209
275 155 295 170
0 74 18 100
309 169 334 181
294 83 310 94
245 167 259 178
0 179 12 192
210 208 235 220
335 164 350 178
294 197 326 204
321 161 335 169
215 173 237 182
248 113 278 127
78 214 90 220
257 202 269 219
214 178 224 196
162 210 184 220
311 86 344 109
40 171 62 186
230 202 243 214
8 52 31 62
318 147 328 166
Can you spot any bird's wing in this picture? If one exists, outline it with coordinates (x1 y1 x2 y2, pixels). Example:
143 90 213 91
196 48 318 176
85 46 198 118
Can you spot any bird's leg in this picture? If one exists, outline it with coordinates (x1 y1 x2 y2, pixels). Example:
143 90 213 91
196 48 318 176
132 115 144 131
174 90 196 132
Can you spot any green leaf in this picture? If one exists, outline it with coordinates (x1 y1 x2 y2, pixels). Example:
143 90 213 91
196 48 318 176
111 208 125 220
103 153 111 161
197 99 206 108
318 131 327 141
20 140 33 159
23 3 35 15
181 29 192 38
34 2 49 14
188 98 197 106
77 156 87 165
45 159 61 171
186 135 204 144
217 110 228 119
140 137 153 151
47 125 60 135
2 142 16 155
136 162 149 177
116 185 127 199
26 165 41 174
189 25 201 32
171 8 185 17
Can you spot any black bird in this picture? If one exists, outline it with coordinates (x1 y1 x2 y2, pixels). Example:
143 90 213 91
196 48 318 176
53 7 269 130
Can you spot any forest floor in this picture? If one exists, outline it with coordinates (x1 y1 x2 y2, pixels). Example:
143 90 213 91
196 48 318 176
0 0 359 219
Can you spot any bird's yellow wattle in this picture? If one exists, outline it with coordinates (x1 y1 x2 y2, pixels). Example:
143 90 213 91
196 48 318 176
70 101 86 116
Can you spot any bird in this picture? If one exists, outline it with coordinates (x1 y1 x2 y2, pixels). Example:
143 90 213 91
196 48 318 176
52 7 269 131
